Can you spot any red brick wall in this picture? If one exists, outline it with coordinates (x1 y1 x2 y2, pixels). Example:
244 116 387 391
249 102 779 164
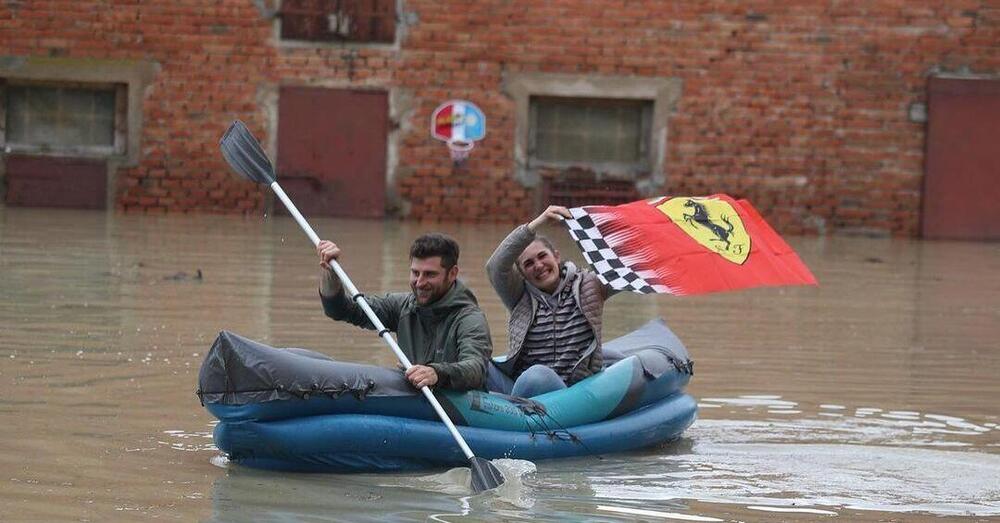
2 1 997 235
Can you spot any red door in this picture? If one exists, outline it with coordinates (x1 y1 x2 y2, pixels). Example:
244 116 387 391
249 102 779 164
4 155 107 209
922 78 1000 240
277 87 387 218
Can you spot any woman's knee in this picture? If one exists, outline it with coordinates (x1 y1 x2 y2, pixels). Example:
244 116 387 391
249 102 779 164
522 364 560 380
511 365 566 397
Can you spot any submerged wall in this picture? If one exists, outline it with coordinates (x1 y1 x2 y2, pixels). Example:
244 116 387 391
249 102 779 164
1 1 997 236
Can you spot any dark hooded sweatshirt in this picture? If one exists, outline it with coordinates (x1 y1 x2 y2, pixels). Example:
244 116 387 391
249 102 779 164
320 280 492 391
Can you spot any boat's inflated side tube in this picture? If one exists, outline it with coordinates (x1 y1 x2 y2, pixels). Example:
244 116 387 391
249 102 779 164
214 392 698 473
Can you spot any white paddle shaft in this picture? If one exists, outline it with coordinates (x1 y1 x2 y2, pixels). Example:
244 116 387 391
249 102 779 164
269 181 476 460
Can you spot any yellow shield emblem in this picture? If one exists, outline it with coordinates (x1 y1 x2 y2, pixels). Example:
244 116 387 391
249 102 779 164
656 197 751 264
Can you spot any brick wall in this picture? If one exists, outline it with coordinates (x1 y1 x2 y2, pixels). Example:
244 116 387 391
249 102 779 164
2 1 997 235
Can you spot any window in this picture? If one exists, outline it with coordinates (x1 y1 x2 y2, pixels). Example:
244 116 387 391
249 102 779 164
505 73 682 205
280 0 396 44
2 81 126 156
529 96 652 169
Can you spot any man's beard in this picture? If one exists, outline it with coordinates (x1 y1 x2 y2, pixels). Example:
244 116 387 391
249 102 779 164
412 281 448 305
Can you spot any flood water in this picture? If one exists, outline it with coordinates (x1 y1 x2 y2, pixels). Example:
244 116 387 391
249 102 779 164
1 206 998 522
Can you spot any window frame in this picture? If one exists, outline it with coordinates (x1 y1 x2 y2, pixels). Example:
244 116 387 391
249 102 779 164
1 79 128 158
504 73 682 192
527 95 654 176
276 0 400 48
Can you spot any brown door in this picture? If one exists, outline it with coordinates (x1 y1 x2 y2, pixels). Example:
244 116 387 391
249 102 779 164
4 155 107 209
277 87 387 218
922 78 1000 240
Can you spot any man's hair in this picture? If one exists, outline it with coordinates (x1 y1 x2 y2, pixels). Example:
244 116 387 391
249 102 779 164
410 233 460 269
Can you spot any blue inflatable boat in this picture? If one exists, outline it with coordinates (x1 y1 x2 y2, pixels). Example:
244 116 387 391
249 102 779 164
197 318 696 472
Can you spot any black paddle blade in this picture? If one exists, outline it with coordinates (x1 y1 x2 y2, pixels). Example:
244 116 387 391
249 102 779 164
470 456 505 493
219 120 276 185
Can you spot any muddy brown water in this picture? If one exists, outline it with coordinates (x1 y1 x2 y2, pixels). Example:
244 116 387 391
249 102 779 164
0 207 997 522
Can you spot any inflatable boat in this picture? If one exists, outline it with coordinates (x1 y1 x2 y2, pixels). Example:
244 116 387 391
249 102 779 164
197 318 696 472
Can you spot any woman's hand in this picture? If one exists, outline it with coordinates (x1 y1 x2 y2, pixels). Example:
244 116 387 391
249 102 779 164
527 205 572 232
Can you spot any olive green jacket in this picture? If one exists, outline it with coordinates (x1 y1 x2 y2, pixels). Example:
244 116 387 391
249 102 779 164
320 280 492 391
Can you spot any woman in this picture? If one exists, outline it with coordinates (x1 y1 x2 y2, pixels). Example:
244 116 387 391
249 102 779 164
485 205 612 397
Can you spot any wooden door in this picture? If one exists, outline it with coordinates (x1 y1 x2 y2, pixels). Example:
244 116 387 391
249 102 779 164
4 155 106 209
922 78 1000 240
277 87 387 218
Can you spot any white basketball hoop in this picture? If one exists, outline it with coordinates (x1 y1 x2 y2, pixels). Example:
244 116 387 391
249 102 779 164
431 100 486 168
447 139 475 165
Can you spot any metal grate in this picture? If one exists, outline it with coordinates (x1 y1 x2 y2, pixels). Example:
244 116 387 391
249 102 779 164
280 0 395 44
541 168 640 208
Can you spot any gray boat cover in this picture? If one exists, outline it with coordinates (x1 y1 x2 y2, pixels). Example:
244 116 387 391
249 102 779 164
602 317 693 379
197 317 691 406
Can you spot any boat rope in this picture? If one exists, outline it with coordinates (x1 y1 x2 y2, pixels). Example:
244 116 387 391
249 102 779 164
196 380 377 405
523 411 599 458
497 393 597 455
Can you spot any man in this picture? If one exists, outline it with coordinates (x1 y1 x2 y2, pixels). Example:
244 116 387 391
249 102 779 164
317 233 492 391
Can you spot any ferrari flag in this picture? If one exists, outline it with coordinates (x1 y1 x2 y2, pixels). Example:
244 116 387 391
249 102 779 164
564 195 818 296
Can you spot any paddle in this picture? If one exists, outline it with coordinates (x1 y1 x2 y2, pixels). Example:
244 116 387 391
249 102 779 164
219 120 505 493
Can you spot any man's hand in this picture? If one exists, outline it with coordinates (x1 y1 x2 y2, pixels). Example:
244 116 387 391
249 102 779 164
317 240 344 297
527 205 572 232
317 240 342 269
405 365 439 389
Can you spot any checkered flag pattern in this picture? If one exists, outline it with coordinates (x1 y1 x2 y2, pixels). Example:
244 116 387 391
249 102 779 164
565 208 663 294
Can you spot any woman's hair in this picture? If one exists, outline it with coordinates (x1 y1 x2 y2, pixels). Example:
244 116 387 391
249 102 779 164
517 236 558 271
410 233 460 269
531 235 556 254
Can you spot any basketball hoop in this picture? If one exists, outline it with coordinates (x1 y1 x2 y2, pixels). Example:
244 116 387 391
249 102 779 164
431 100 486 168
447 140 475 165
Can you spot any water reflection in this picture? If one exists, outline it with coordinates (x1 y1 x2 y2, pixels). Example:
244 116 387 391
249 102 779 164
2 207 999 521
206 460 541 523
200 397 1000 520
580 396 1000 517
596 442 1000 517
697 395 997 447
161 428 216 453
203 429 1000 520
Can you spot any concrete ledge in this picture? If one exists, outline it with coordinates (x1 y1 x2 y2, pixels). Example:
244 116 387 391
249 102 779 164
502 72 682 195
0 55 159 168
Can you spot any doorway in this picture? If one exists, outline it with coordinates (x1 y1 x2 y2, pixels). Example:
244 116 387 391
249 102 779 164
277 87 387 218
922 77 1000 240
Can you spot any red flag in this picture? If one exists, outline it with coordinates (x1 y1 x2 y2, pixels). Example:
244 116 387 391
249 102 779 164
565 195 817 296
